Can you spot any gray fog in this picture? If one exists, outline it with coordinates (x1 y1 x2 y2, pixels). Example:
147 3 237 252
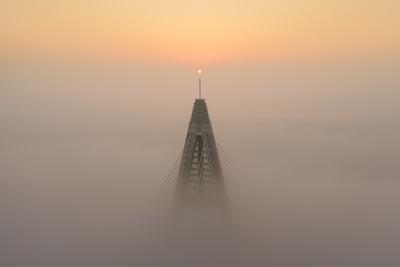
1 59 400 266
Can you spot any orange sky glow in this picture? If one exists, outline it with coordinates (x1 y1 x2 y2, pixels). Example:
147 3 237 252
1 1 399 65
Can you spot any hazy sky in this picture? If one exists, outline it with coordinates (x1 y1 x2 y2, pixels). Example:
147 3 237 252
1 0 399 64
1 1 400 266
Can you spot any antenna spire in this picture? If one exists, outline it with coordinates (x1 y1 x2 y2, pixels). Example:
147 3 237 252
197 69 202 99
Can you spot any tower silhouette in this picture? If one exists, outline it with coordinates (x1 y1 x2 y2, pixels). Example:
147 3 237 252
174 96 228 211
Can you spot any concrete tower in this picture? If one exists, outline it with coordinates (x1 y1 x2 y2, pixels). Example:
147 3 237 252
174 96 227 211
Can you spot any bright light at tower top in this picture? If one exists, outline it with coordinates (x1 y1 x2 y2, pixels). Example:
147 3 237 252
197 69 202 75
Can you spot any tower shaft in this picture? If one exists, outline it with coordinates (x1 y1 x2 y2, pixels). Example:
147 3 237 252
175 99 226 210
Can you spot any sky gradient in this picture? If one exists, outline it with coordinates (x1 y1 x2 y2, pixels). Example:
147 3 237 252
1 1 400 266
1 0 399 64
